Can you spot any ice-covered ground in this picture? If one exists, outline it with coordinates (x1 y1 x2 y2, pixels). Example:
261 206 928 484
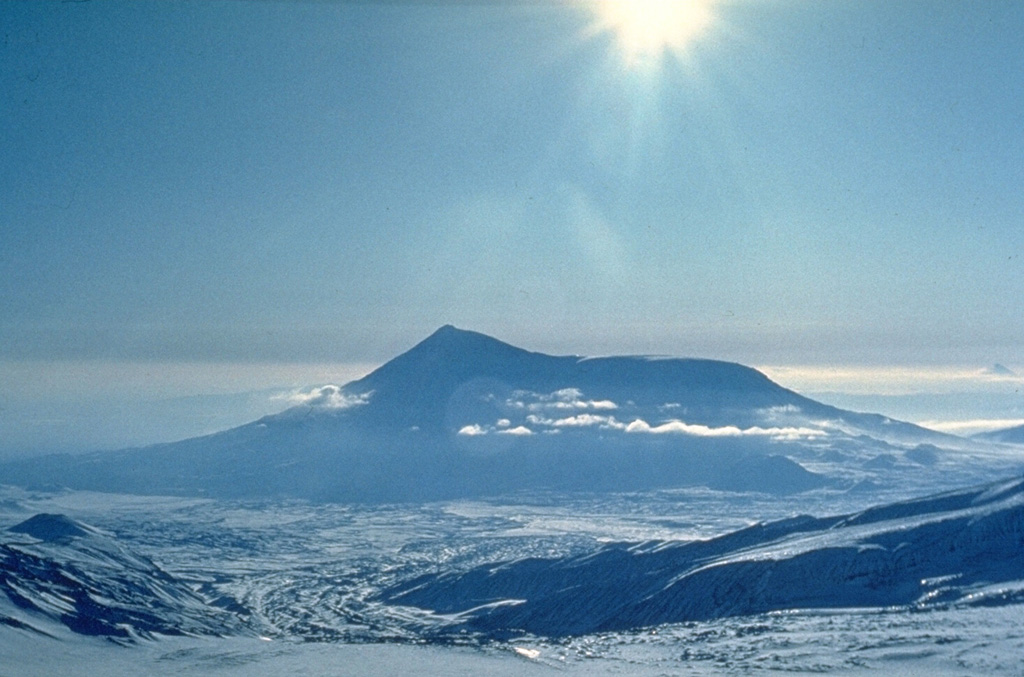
3 610 1023 677
1 482 1022 675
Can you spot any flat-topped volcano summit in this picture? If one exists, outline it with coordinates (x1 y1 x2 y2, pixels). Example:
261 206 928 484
338 325 815 433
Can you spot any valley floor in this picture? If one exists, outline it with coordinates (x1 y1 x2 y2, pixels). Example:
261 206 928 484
3 605 1022 676
1 481 1022 675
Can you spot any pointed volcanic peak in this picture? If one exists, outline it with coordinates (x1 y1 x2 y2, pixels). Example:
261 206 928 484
350 324 565 393
981 363 1017 377
317 325 576 433
8 513 97 542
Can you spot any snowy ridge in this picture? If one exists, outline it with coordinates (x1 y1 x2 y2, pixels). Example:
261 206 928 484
382 476 1024 638
1 514 250 640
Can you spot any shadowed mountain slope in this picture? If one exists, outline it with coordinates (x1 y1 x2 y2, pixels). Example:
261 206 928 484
1 514 249 639
382 476 1024 638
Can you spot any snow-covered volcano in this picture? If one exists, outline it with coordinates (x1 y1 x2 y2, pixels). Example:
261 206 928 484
0 326 1008 501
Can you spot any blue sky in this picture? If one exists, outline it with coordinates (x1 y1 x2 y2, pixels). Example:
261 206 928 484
2 1 1024 454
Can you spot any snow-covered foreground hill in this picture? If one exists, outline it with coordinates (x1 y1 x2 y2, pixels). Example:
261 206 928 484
1 513 247 640
1 478 1023 675
384 477 1024 637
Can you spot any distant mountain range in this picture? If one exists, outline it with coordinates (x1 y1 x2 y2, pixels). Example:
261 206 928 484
382 475 1024 638
0 326 1010 502
976 423 1024 445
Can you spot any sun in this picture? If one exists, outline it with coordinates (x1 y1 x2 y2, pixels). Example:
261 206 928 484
588 0 715 65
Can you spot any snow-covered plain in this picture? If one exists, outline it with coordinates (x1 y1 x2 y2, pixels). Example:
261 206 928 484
2 479 1022 676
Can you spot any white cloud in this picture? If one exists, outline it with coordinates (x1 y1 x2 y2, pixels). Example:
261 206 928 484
561 414 624 429
552 414 614 427
278 385 371 410
625 419 742 436
748 426 829 441
497 425 534 436
458 422 533 436
461 410 825 441
526 413 627 429
623 418 825 440
551 387 583 399
508 388 619 412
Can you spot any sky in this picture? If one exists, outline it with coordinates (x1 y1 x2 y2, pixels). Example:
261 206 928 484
2 0 1024 455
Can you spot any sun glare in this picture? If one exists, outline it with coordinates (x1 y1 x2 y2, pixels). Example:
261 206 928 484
589 0 714 65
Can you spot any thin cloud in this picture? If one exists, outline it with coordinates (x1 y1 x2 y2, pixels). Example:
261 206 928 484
497 425 534 436
625 418 826 440
917 418 1024 436
507 388 618 412
625 419 742 436
458 423 534 436
521 411 826 440
278 385 371 410
758 404 802 417
528 413 626 429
